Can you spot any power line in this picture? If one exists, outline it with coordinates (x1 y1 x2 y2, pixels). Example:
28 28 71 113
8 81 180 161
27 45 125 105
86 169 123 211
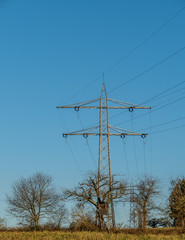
61 75 101 105
149 91 185 110
147 86 185 104
151 123 185 135
104 5 185 75
66 78 185 132
85 138 97 168
114 93 185 127
60 6 185 105
142 80 185 105
66 140 83 174
152 94 185 112
131 113 139 177
57 109 84 173
108 46 185 94
139 115 185 132
117 111 185 135
76 112 97 168
121 139 130 180
109 79 185 121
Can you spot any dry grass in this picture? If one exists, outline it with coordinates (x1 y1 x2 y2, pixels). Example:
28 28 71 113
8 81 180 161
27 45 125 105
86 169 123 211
0 231 185 240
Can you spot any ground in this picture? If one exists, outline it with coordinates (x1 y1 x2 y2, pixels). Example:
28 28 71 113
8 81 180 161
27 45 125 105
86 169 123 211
0 231 185 240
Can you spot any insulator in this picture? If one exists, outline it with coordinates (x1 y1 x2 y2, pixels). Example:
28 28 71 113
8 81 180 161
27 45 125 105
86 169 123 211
83 134 88 138
129 107 134 112
141 134 146 138
120 134 125 139
63 134 68 138
74 106 80 111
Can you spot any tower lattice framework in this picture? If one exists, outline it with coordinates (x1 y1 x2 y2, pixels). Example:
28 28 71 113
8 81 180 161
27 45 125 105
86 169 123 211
98 82 115 228
57 80 150 228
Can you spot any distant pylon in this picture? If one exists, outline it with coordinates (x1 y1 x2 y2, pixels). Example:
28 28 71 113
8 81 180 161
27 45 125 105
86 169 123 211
57 77 151 228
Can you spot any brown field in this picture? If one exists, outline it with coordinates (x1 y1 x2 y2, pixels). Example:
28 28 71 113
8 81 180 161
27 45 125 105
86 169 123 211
0 230 185 240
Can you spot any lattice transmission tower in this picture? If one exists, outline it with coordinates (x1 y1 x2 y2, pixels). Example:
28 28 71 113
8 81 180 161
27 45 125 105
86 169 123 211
57 79 150 228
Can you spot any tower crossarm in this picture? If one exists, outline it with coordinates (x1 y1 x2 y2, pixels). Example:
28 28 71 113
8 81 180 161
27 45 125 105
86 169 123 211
108 98 151 110
63 132 147 137
57 106 150 109
62 126 99 137
56 98 100 110
62 125 147 138
109 125 147 137
57 97 151 110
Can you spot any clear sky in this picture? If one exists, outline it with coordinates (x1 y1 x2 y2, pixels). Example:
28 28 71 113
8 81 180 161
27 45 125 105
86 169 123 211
0 0 185 226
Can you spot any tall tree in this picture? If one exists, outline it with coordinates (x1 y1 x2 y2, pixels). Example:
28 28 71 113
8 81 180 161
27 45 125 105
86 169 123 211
7 172 60 229
169 178 185 227
63 172 127 229
130 175 160 229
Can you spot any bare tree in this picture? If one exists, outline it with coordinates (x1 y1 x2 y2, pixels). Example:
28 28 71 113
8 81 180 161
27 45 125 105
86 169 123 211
169 177 185 227
130 175 160 229
148 217 170 228
63 172 127 229
0 218 6 229
7 172 60 229
46 203 66 228
70 204 97 231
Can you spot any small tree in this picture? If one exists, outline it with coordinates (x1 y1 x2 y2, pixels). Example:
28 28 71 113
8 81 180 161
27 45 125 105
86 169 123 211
70 204 97 231
130 175 160 229
7 172 60 229
148 217 170 228
63 172 127 229
169 178 185 227
0 218 6 229
45 203 66 228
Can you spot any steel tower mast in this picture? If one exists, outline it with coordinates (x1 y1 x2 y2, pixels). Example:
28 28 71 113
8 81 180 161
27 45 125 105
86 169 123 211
57 80 151 228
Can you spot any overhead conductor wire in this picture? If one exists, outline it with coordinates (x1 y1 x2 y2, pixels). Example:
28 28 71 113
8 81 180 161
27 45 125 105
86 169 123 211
66 140 83 174
121 137 130 180
108 45 185 94
57 109 83 174
114 91 185 127
142 80 185 105
61 6 185 105
76 111 97 168
57 6 185 179
109 78 185 122
143 135 147 174
151 123 185 135
104 5 185 75
131 111 139 176
137 115 185 132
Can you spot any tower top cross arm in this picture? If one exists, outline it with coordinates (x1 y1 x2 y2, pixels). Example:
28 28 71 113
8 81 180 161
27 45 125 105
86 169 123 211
56 98 151 110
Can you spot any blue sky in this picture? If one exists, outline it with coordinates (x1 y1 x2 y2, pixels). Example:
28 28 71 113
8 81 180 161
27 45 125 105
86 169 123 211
0 0 185 226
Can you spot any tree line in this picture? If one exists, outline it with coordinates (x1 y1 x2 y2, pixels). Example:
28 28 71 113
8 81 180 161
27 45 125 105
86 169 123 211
1 172 185 230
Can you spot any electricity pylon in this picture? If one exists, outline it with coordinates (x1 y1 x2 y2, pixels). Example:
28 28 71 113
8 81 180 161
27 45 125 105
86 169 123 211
57 80 150 228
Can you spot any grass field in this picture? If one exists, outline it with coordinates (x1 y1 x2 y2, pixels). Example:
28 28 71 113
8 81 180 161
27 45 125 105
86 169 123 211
0 231 185 240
